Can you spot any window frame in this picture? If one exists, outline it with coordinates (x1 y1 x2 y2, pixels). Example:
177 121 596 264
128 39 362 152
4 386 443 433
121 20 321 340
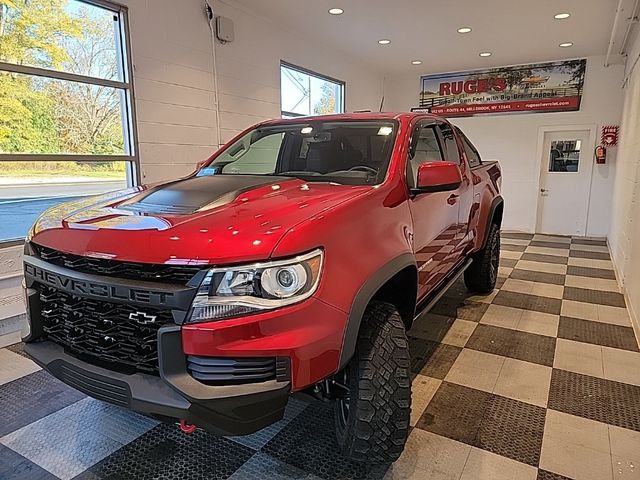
280 61 345 118
406 120 447 189
0 0 139 246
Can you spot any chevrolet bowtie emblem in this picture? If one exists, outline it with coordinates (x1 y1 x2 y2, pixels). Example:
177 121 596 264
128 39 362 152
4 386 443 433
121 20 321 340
129 311 158 324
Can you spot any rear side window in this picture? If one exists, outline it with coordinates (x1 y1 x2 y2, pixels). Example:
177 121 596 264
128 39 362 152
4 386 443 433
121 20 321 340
458 129 482 168
439 124 461 163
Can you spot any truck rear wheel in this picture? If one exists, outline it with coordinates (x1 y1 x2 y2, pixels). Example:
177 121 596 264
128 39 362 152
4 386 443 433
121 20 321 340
334 301 411 463
464 223 500 293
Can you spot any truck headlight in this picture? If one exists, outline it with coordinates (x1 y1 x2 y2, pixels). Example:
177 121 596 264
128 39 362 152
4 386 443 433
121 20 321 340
186 249 323 324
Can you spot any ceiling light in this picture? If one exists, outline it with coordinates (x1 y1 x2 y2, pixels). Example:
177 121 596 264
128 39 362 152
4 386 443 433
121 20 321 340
479 52 492 57
559 42 573 47
411 60 423 65
378 39 391 45
457 27 472 34
328 8 343 15
554 13 571 19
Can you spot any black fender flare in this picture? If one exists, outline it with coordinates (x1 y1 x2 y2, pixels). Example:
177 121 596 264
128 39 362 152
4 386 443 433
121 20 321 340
480 195 504 250
337 253 417 369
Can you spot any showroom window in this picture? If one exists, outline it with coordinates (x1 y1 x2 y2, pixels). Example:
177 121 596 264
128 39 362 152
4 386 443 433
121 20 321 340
0 0 138 244
280 62 344 118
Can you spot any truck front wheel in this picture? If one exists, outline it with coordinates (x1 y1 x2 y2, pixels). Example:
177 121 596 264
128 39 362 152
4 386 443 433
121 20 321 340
334 301 411 463
464 222 500 293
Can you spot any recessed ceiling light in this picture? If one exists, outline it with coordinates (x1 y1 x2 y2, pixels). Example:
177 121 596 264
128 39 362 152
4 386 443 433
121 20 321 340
559 42 573 47
479 52 492 57
554 13 571 19
457 27 472 34
328 8 343 15
411 60 423 65
378 39 391 45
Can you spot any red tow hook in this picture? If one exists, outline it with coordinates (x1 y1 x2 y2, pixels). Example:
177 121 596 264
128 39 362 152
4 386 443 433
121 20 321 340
179 419 197 434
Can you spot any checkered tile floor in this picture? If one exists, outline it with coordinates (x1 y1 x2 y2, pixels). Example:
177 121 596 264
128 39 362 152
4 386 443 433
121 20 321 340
1 232 639 480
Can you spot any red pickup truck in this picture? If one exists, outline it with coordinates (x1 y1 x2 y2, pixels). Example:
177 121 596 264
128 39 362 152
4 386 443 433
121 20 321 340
22 112 502 462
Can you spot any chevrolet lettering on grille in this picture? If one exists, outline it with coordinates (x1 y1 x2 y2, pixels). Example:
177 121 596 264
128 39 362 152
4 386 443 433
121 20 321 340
24 263 175 305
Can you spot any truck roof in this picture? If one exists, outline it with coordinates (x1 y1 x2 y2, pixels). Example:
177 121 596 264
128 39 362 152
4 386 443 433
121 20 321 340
257 111 444 126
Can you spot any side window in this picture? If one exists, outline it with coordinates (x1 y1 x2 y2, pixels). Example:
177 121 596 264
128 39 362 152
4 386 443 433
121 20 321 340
459 130 482 168
407 125 444 188
439 124 461 162
412 126 444 164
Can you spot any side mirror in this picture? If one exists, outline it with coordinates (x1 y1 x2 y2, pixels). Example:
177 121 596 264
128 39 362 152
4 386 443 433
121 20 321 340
415 161 463 193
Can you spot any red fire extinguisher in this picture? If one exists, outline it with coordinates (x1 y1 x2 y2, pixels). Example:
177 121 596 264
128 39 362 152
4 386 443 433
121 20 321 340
595 145 606 164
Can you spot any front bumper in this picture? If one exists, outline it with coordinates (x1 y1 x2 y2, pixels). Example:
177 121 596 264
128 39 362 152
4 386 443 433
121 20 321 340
25 328 290 436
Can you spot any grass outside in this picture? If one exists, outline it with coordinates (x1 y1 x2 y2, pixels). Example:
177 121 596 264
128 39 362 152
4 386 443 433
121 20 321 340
0 161 126 178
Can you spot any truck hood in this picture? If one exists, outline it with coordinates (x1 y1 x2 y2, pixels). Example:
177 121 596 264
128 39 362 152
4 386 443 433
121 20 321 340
30 175 370 265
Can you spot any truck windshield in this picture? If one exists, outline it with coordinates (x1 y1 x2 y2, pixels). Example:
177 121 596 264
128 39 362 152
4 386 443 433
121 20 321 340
197 120 397 186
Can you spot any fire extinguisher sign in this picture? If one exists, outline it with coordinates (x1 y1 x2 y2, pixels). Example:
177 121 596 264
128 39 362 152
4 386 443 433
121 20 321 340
602 125 619 146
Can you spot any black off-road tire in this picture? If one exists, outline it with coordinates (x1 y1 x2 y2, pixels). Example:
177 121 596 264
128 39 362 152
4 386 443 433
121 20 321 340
334 301 411 463
464 222 500 293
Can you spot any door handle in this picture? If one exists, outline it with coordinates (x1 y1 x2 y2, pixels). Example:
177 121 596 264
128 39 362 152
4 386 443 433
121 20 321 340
447 194 459 205
540 188 548 193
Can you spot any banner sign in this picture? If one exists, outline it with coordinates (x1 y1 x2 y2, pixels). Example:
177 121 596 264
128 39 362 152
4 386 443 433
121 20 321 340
414 59 586 117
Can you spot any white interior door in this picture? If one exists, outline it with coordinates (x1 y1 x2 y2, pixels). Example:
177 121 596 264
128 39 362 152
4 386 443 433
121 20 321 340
536 130 593 236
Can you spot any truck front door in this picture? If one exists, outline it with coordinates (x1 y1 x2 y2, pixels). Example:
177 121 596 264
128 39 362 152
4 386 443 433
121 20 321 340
406 121 461 300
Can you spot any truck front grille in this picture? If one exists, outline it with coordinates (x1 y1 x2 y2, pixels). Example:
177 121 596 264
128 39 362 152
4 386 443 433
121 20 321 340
33 244 204 284
38 285 172 375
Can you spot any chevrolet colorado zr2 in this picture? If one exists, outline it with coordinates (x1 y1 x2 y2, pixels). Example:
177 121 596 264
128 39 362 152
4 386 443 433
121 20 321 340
22 112 502 462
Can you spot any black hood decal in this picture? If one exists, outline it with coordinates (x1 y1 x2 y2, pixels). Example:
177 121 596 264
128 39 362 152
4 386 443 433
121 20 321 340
119 175 289 215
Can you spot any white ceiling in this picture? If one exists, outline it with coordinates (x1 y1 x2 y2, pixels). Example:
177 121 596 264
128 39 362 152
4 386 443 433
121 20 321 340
235 0 620 75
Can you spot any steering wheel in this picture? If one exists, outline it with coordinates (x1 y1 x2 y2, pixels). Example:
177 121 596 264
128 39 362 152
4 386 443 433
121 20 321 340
348 166 378 175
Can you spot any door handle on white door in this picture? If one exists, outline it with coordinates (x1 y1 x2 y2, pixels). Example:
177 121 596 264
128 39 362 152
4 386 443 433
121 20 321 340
540 188 548 193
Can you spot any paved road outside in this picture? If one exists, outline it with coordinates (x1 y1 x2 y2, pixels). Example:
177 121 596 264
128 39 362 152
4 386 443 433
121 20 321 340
0 180 126 242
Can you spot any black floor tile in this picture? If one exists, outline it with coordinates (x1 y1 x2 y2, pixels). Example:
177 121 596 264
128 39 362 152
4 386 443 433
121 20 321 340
537 470 573 480
520 253 568 265
416 382 545 467
571 238 607 247
502 233 534 240
0 444 57 480
549 369 640 432
466 324 556 366
558 317 639 352
569 250 611 261
408 337 461 378
410 312 456 343
430 298 489 322
76 424 254 480
510 269 566 286
529 241 570 250
566 265 616 280
492 290 562 315
263 402 389 480
502 243 527 252
416 382 491 445
477 392 546 466
500 258 518 268
563 286 626 308
0 370 85 437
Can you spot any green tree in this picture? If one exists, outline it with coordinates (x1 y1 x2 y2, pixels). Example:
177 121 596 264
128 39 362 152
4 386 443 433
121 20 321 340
0 0 81 153
314 82 338 115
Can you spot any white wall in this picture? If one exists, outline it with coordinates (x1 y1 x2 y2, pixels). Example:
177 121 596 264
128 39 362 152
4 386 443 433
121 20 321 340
124 0 384 184
384 56 625 236
610 31 640 335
